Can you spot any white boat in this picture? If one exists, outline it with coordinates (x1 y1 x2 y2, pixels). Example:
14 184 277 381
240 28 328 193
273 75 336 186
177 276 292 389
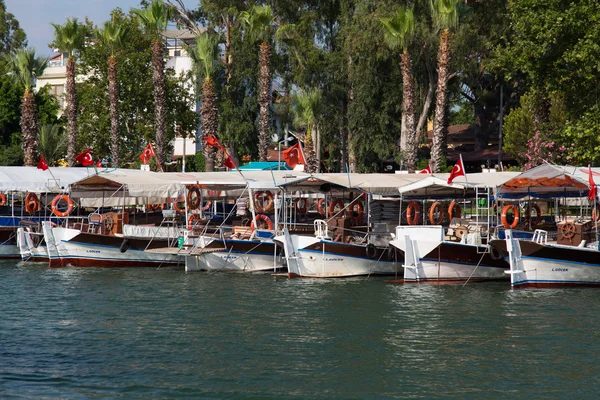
16 226 48 262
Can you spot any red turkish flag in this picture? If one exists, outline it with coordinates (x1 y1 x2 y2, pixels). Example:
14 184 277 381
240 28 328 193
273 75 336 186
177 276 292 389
447 155 466 184
203 134 224 151
37 155 49 171
139 143 155 164
223 154 236 170
75 149 94 166
418 165 432 174
281 142 306 169
589 165 597 201
96 158 102 168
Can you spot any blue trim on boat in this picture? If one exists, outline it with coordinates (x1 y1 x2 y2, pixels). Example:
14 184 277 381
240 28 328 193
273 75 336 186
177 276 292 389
521 255 600 267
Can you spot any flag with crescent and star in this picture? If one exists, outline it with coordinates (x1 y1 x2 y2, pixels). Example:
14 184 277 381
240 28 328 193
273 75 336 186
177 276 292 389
447 155 466 184
37 155 49 171
281 142 306 169
418 164 432 174
139 143 156 164
75 149 94 167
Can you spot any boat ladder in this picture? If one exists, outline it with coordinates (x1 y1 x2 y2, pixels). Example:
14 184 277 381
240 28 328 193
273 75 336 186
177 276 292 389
475 186 491 254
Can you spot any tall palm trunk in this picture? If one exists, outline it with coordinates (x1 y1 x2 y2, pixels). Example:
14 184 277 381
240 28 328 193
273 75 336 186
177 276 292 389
431 29 451 172
201 77 218 172
65 56 77 166
258 42 272 162
347 54 356 172
21 89 38 166
304 130 317 173
401 50 417 172
108 55 120 167
152 38 166 166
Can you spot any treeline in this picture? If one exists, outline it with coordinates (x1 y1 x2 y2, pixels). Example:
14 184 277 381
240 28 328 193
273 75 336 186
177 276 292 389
1 0 600 171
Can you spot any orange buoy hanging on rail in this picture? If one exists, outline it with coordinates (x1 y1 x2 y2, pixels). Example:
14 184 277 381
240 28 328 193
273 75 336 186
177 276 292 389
254 191 274 213
24 193 39 215
501 204 520 229
187 186 201 210
328 199 345 217
346 200 365 222
51 194 75 217
0 193 6 206
428 201 444 224
448 201 461 220
250 213 273 230
525 203 542 226
406 201 421 225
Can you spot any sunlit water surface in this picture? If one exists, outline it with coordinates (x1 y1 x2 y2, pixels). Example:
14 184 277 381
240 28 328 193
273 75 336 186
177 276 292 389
1 261 599 399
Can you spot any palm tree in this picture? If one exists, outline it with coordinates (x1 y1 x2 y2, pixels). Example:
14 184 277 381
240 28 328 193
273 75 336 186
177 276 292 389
133 0 171 167
37 124 67 166
185 33 220 172
292 88 322 173
96 21 129 167
52 18 85 167
239 5 275 162
430 0 460 172
380 7 416 172
3 48 48 166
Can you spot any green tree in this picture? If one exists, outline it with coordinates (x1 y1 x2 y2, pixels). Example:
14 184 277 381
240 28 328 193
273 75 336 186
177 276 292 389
429 0 460 172
292 88 322 173
96 20 129 167
51 17 86 166
239 5 276 162
3 48 48 165
0 0 26 54
37 124 67 166
380 6 417 172
133 0 172 167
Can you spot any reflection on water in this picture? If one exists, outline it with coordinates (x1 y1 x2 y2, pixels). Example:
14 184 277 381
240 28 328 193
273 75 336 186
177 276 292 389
1 263 600 399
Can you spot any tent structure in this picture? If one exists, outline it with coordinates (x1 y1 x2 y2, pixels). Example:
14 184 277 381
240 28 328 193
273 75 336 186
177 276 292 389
496 164 590 199
397 172 520 198
0 166 92 193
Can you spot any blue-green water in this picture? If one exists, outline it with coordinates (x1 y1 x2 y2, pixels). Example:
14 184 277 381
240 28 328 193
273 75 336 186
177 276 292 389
1 261 600 399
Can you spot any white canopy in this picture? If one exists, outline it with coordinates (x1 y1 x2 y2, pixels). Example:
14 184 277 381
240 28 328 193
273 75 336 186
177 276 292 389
398 172 520 198
0 166 92 193
496 164 590 199
308 173 427 195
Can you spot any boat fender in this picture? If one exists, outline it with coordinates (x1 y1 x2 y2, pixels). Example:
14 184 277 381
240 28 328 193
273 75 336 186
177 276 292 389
366 243 377 259
490 246 502 260
120 239 130 253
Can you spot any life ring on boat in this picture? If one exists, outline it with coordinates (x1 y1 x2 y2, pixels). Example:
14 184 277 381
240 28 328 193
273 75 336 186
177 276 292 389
119 238 130 253
24 192 39 215
173 196 185 212
317 198 326 215
525 203 542 226
428 201 444 224
346 200 364 222
188 213 204 230
501 204 520 229
254 191 274 213
560 222 576 240
295 198 308 214
0 193 6 206
328 199 345 217
250 213 273 230
406 201 421 225
201 201 212 211
448 201 462 220
187 186 201 210
146 204 161 211
365 243 377 259
104 215 114 232
51 194 74 217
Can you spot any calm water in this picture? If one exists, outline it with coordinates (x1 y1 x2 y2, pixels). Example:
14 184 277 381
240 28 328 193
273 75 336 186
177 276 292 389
1 261 600 399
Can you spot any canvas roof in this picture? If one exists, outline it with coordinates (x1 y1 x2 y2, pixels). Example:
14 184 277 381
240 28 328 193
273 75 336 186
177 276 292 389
497 164 590 199
0 166 92 193
305 173 427 196
397 172 520 198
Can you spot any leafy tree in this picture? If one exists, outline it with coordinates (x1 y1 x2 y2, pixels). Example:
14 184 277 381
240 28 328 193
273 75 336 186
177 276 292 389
133 0 172 167
51 18 86 166
292 88 322 173
3 48 48 165
37 124 67 166
96 20 129 167
429 0 460 172
0 0 26 54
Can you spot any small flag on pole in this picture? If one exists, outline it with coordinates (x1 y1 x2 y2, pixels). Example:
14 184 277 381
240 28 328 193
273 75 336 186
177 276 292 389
75 149 94 166
37 155 49 171
139 143 156 164
281 142 306 169
203 134 224 151
447 155 466 184
588 165 597 201
96 158 102 168
418 165 432 174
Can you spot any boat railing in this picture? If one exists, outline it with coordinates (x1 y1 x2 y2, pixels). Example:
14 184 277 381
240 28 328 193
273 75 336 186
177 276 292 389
532 229 548 244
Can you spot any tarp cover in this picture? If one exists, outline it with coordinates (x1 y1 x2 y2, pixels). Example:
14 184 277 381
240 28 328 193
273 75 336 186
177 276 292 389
0 166 92 193
398 172 520 198
497 165 590 199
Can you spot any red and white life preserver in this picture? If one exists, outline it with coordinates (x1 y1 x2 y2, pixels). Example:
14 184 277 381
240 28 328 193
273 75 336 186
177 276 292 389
501 204 520 229
24 193 40 215
295 198 307 214
428 201 444 225
254 191 274 213
525 203 542 226
250 213 273 230
448 201 462 220
187 186 201 210
317 198 326 215
51 194 75 217
0 193 6 206
346 200 364 222
328 199 345 217
188 213 204 230
406 201 421 225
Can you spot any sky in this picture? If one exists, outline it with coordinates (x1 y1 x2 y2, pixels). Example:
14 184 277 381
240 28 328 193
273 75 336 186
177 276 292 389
5 0 197 56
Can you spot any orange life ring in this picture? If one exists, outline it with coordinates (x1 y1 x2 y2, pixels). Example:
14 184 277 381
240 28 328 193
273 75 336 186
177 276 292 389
51 194 74 217
525 203 542 226
406 201 421 225
173 196 185 212
24 193 39 215
188 213 204 229
254 191 274 213
295 198 307 214
187 186 201 210
428 201 444 224
346 200 364 222
501 204 520 229
202 201 212 211
0 193 5 206
328 199 345 217
317 198 326 215
448 201 462 220
250 213 273 230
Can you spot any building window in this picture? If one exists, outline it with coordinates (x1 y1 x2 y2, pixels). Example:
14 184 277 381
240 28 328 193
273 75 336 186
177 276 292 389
51 85 65 97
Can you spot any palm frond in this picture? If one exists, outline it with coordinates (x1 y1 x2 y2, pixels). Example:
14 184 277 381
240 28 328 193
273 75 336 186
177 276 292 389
133 0 172 36
51 18 86 56
380 7 415 51
3 48 48 91
430 0 460 32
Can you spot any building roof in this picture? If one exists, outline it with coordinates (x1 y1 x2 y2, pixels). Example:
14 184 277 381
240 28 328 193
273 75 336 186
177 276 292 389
238 162 292 171
447 145 516 162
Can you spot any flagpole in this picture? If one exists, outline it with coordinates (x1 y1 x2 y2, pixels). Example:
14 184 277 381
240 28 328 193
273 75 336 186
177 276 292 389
151 143 164 172
46 167 61 189
461 154 468 184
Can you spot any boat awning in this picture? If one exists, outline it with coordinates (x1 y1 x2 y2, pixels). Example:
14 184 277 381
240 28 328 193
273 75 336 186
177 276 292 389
307 173 427 195
497 164 589 199
178 171 311 191
398 172 520 198
0 166 92 193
